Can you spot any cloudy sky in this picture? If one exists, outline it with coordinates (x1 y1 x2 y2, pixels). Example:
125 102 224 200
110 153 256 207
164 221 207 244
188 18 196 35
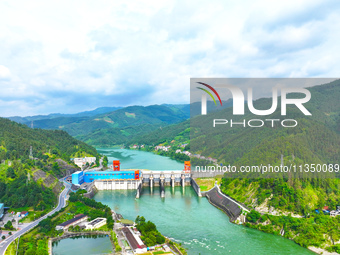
0 0 339 117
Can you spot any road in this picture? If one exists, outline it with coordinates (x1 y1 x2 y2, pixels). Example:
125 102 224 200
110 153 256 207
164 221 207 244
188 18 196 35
0 182 70 255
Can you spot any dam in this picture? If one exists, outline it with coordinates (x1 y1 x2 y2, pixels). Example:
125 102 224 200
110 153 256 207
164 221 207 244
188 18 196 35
71 161 201 198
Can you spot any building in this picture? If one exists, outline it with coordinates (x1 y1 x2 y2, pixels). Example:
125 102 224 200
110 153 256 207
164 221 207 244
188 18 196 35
0 203 4 219
55 214 88 231
85 218 107 230
122 227 147 254
20 211 28 217
113 160 120 171
73 157 96 168
72 171 84 185
163 244 171 252
330 206 340 217
72 170 140 186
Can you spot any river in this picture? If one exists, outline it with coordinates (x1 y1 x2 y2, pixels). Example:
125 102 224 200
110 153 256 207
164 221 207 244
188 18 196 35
94 148 314 255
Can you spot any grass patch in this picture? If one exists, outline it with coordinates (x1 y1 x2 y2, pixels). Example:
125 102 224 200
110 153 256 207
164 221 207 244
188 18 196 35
195 177 221 191
125 112 136 118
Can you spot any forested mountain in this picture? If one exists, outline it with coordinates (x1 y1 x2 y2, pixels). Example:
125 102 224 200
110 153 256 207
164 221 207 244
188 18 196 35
0 118 98 161
8 106 122 124
190 80 340 167
133 80 340 166
127 120 190 146
7 104 191 147
0 117 99 210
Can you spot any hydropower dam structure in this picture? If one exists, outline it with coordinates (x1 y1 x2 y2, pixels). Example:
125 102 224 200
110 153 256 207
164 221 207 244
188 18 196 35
71 161 202 198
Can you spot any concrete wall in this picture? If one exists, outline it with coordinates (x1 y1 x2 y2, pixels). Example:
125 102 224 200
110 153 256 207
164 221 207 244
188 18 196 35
205 186 241 222
94 179 140 190
191 179 202 197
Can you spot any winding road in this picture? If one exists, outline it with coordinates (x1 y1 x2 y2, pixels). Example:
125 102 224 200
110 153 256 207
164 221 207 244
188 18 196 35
0 181 70 255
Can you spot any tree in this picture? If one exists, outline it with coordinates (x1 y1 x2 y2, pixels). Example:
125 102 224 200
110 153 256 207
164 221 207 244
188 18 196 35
4 220 13 230
246 210 261 223
6 167 16 178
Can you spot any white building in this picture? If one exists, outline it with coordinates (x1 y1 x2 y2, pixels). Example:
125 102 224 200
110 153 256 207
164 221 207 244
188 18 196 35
85 218 107 230
56 214 88 231
73 157 96 168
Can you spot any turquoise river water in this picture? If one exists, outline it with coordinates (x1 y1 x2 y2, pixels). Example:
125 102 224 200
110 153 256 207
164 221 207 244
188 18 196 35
92 148 314 255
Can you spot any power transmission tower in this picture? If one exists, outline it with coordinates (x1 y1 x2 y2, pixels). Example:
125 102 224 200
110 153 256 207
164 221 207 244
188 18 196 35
29 146 33 159
27 173 30 186
31 121 34 129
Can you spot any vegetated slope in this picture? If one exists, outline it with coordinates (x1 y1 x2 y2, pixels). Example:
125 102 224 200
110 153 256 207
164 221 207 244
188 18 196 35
127 120 190 146
0 117 99 210
190 80 340 167
68 104 190 146
8 104 191 147
126 100 236 146
65 104 190 135
0 118 98 159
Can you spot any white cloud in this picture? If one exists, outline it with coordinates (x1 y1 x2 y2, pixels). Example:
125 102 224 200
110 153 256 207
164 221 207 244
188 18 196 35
0 65 11 80
0 0 339 116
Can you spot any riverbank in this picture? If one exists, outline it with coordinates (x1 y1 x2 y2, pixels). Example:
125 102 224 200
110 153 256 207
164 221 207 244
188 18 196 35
194 180 328 255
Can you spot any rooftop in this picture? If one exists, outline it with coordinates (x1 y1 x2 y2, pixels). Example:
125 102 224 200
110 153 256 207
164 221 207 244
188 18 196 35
88 218 106 226
122 227 141 250
58 214 87 227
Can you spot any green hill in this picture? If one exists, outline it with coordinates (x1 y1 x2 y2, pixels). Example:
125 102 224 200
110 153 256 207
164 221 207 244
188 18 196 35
8 104 191 147
0 117 99 210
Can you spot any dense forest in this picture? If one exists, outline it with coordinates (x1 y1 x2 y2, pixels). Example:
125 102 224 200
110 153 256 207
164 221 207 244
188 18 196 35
0 117 99 209
189 80 340 167
0 117 98 161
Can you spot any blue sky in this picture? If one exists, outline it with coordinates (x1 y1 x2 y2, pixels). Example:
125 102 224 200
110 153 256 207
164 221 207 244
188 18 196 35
0 0 340 117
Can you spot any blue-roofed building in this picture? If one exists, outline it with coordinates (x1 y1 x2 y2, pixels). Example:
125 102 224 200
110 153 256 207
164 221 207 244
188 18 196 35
71 170 140 190
72 171 84 185
83 171 138 183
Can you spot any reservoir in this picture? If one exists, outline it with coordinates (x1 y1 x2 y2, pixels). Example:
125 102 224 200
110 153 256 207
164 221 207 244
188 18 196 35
52 235 113 255
94 148 314 255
